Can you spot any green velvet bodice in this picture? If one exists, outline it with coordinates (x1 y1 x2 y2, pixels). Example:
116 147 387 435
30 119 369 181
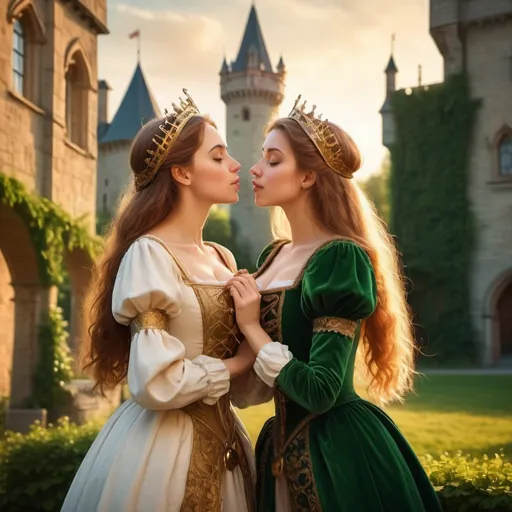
254 239 377 435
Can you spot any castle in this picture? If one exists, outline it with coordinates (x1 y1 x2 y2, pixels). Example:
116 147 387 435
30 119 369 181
96 5 284 261
0 0 108 421
1 1 510 430
380 0 512 365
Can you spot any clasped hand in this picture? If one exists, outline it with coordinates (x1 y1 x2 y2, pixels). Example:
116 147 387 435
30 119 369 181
225 269 261 335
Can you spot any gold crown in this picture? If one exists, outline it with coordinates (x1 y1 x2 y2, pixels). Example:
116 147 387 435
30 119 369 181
287 95 353 179
134 89 201 191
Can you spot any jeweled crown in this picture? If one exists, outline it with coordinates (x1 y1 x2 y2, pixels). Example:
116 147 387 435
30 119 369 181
134 89 201 191
287 95 353 179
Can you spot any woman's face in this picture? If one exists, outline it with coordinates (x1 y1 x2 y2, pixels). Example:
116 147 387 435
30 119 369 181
250 128 306 207
187 123 241 204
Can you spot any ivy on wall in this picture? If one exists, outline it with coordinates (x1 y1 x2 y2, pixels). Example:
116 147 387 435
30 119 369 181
389 73 480 363
25 307 75 413
0 173 102 287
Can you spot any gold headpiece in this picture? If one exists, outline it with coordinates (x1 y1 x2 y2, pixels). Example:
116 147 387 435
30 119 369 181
134 89 201 191
287 95 353 179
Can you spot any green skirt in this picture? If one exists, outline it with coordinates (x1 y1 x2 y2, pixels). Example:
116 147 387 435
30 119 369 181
255 398 442 512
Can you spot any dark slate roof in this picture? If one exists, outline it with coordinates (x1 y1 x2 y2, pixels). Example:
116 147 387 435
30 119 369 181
100 64 161 144
385 55 398 73
220 57 230 74
98 79 111 90
231 5 273 73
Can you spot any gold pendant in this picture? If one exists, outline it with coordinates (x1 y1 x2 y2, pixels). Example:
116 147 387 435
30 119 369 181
271 456 284 477
224 447 240 471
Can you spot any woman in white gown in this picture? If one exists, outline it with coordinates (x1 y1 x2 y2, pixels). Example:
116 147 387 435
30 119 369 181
61 91 256 512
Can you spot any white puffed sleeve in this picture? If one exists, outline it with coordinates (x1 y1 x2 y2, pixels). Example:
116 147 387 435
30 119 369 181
112 237 230 410
253 343 293 387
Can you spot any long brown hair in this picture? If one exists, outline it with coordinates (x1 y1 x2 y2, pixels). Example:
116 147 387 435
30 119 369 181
269 118 415 403
82 114 215 392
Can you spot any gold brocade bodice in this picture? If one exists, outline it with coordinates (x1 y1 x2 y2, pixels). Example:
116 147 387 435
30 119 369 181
140 236 253 512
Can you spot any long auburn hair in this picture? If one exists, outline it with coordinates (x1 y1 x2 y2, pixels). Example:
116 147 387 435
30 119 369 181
268 118 415 403
82 114 215 392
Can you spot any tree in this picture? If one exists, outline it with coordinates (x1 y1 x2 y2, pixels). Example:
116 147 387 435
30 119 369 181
359 155 391 224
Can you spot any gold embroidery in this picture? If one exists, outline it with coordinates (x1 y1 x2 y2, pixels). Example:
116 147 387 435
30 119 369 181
131 236 254 509
284 425 322 511
194 285 243 358
260 292 284 344
130 308 168 336
180 282 253 512
180 413 224 512
313 316 357 338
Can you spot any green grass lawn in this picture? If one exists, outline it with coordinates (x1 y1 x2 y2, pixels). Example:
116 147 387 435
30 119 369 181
236 374 512 460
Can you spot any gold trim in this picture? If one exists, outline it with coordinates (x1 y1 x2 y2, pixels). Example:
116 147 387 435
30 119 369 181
130 308 168 336
313 317 357 338
284 425 322 511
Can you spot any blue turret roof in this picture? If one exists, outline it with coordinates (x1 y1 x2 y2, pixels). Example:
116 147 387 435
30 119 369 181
231 5 273 73
385 55 398 73
100 63 161 144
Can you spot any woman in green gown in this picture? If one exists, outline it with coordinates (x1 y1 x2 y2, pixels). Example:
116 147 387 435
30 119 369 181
227 96 443 511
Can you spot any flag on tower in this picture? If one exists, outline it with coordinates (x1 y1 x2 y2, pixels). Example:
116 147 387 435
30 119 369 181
129 30 140 39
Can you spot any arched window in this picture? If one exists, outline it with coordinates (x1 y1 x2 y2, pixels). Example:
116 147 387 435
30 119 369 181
242 107 250 122
8 2 46 104
65 49 90 149
12 20 25 95
498 136 512 177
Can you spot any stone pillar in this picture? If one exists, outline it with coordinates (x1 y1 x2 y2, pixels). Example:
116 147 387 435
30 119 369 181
9 283 57 406
0 251 14 397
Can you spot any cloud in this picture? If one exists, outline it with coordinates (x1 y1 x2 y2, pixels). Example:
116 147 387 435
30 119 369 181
100 0 442 177
116 5 156 20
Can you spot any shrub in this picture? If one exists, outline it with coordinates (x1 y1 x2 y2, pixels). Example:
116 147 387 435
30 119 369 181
0 417 100 512
1 420 510 512
422 451 512 511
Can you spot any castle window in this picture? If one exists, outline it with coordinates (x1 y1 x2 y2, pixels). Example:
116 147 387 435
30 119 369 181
498 136 512 177
12 20 24 95
102 194 107 211
242 107 251 121
105 178 109 187
8 2 46 105
65 49 90 149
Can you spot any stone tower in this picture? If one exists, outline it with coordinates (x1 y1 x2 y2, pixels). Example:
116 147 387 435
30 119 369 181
379 52 398 148
97 63 160 218
380 0 512 365
220 5 285 261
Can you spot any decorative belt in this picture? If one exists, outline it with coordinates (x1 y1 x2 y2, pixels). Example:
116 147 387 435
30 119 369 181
182 394 241 471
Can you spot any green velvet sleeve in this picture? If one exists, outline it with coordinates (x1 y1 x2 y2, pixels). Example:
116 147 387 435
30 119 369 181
276 241 377 414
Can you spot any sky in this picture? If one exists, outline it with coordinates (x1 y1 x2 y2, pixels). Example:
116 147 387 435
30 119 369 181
98 0 444 180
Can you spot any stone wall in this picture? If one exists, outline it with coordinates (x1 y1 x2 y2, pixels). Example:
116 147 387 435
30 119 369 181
97 140 133 215
225 98 280 261
465 19 512 364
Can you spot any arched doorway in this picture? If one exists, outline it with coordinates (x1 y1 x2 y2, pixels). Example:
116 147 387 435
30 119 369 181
0 202 51 406
485 269 512 366
497 281 512 362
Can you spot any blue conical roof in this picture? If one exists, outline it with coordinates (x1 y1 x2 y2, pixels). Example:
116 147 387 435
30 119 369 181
100 63 161 144
231 5 273 73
